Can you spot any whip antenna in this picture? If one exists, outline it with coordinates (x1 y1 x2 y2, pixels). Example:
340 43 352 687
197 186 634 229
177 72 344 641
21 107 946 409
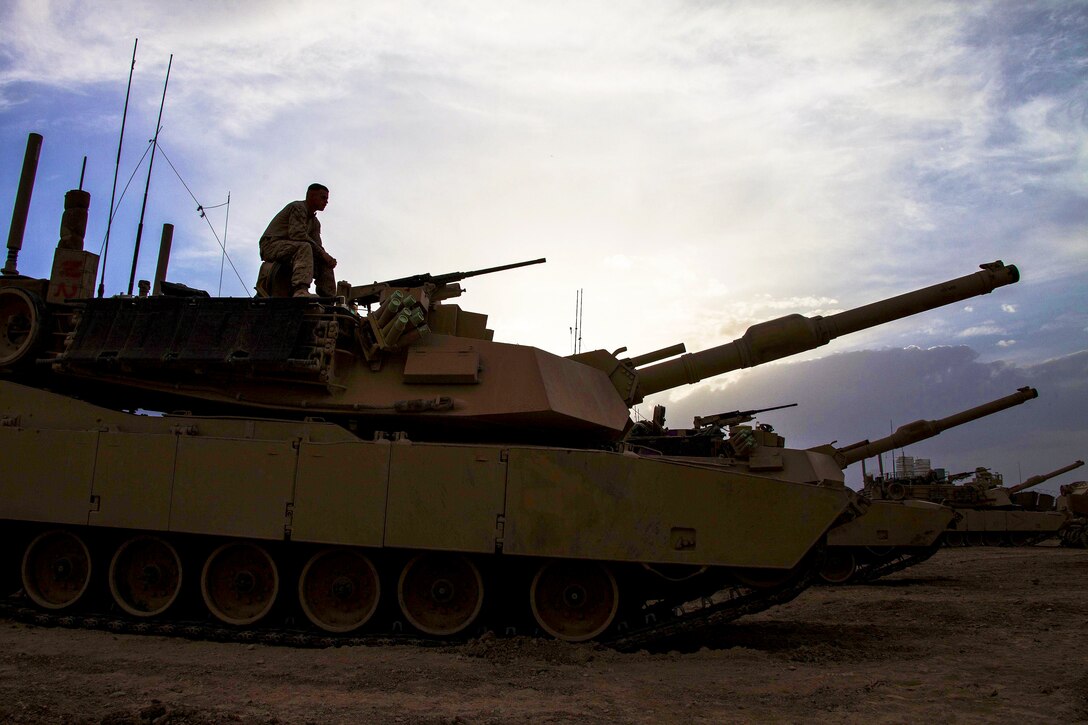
98 38 137 298
128 52 171 296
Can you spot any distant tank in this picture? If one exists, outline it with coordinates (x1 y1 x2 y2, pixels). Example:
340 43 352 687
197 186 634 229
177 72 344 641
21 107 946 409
0 132 1027 646
864 460 1083 547
1057 479 1088 548
628 389 1040 585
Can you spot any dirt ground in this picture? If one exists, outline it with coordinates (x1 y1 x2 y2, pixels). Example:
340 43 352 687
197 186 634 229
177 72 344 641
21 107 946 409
0 545 1084 725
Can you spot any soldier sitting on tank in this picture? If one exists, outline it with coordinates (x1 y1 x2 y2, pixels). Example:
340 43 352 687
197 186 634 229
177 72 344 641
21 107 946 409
257 183 337 298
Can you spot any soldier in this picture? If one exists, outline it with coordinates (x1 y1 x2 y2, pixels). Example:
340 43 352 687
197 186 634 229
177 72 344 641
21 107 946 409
258 183 337 297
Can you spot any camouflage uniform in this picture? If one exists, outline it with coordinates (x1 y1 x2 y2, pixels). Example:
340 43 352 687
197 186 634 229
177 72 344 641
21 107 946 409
259 200 336 296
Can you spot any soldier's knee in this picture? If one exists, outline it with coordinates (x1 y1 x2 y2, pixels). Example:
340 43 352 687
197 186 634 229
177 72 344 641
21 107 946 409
293 244 315 264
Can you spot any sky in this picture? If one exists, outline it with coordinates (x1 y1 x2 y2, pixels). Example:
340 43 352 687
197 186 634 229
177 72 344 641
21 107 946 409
1 0 1085 492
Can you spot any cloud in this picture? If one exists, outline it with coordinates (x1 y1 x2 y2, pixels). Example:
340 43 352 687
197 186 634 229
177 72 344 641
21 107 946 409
996 339 1016 347
0 0 1083 365
1001 304 1017 313
958 324 1006 337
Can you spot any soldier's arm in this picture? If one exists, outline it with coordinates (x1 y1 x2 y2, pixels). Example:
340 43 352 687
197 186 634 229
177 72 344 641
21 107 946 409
311 218 336 268
287 204 320 246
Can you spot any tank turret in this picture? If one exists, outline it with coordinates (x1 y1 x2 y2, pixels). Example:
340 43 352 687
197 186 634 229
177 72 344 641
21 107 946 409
28 259 1025 446
1007 460 1084 494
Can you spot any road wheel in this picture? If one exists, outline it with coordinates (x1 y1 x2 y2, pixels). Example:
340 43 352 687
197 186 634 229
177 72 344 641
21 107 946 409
530 560 619 642
109 535 182 617
397 553 483 636
942 531 965 547
201 541 279 625
818 550 857 585
299 548 380 633
21 529 92 610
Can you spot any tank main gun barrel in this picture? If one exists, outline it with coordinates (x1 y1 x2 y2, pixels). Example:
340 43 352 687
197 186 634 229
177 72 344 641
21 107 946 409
831 387 1038 468
630 261 1019 402
1008 460 1085 494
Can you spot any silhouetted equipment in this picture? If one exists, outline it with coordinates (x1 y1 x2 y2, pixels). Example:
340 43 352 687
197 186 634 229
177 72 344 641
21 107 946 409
864 457 1083 547
0 132 1032 646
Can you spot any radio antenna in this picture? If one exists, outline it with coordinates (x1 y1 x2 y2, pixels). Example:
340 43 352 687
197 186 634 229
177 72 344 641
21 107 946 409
98 38 137 298
128 52 171 296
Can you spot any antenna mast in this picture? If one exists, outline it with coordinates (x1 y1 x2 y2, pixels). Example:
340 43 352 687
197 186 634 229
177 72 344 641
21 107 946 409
128 52 171 296
99 38 137 298
217 191 231 295
571 289 584 354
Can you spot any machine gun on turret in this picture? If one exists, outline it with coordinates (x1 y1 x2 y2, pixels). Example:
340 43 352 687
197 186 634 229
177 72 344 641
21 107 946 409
348 258 546 306
693 403 799 430
626 403 797 456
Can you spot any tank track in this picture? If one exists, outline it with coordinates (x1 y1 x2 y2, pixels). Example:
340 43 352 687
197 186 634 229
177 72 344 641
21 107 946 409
1059 522 1087 548
603 548 824 652
846 546 940 585
0 596 435 649
0 550 825 652
942 531 1059 547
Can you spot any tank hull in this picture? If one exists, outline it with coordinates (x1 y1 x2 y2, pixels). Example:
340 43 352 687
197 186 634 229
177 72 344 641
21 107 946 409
827 500 954 548
819 499 954 584
943 509 1068 546
0 381 851 642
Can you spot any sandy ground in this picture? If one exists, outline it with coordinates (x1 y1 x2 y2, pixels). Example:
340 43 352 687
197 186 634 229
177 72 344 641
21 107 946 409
0 545 1084 724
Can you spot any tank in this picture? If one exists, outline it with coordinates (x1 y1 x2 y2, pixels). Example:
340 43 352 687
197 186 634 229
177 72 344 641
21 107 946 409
627 389 1039 585
0 132 1026 647
864 459 1084 547
1057 480 1088 548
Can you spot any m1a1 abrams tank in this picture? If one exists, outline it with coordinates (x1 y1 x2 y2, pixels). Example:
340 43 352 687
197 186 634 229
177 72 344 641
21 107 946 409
864 460 1084 547
815 390 1043 583
1057 479 1088 548
0 133 1026 647
627 388 1040 585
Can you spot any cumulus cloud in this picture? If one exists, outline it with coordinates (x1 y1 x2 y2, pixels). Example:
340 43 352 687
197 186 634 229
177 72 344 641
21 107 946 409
958 325 1006 337
0 0 1083 362
1001 304 1017 313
